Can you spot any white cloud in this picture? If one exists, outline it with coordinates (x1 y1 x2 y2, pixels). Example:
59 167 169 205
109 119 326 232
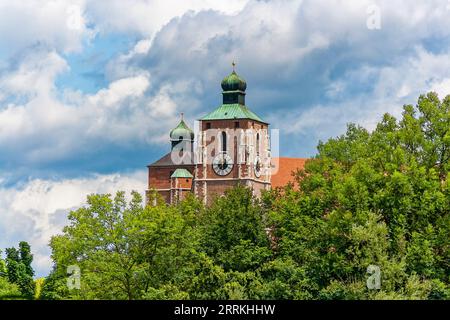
0 0 92 54
0 48 180 164
0 170 147 277
0 49 68 99
270 45 450 148
0 0 248 58
87 75 150 107
431 78 450 99
85 0 249 37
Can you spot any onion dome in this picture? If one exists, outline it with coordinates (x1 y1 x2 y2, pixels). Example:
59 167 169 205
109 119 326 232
221 62 247 92
170 113 194 142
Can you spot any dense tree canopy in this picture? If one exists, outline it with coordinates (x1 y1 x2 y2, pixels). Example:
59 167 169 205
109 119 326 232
0 242 36 299
40 92 449 300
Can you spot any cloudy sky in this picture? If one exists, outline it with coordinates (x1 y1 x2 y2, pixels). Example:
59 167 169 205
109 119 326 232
1 0 450 277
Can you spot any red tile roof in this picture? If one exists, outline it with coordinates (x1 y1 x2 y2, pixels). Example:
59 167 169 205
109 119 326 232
271 157 308 188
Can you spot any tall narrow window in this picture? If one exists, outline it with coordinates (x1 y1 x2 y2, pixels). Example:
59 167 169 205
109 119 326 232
256 133 260 155
221 131 227 153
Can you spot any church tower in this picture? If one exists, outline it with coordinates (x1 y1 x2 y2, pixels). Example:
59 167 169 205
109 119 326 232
194 63 271 204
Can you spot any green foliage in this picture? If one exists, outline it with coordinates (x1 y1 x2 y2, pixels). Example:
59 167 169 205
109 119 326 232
1 242 36 299
5 248 20 284
43 92 449 300
19 241 34 278
0 277 22 300
34 278 44 300
0 250 6 277
273 92 449 299
42 191 202 300
200 186 271 272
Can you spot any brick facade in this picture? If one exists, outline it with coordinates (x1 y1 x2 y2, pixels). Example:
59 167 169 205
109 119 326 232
192 118 271 205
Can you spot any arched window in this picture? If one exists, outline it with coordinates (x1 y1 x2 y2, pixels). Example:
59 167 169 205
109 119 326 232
256 133 260 155
221 131 227 153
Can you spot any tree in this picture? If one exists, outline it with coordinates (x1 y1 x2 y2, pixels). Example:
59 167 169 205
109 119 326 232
45 191 202 300
0 250 7 277
4 243 35 298
0 277 22 300
5 248 20 285
199 186 272 272
19 241 34 278
265 91 449 299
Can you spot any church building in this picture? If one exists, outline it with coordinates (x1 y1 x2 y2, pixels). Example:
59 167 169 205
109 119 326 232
147 65 307 205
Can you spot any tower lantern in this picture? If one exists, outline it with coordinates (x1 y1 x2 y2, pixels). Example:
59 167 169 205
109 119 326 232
169 113 194 151
221 62 247 105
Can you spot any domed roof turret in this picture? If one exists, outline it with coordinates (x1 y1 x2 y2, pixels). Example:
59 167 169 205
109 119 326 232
221 62 247 92
170 114 194 141
199 62 267 124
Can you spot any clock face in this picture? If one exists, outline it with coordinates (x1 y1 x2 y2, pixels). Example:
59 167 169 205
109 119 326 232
213 153 234 176
254 156 262 178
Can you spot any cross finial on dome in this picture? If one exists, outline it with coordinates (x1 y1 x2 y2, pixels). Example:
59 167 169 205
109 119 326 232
181 112 184 120
232 60 236 72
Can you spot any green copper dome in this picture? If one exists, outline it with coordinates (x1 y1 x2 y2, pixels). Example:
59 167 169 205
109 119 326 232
221 70 247 92
170 117 194 141
171 168 193 179
199 64 266 123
